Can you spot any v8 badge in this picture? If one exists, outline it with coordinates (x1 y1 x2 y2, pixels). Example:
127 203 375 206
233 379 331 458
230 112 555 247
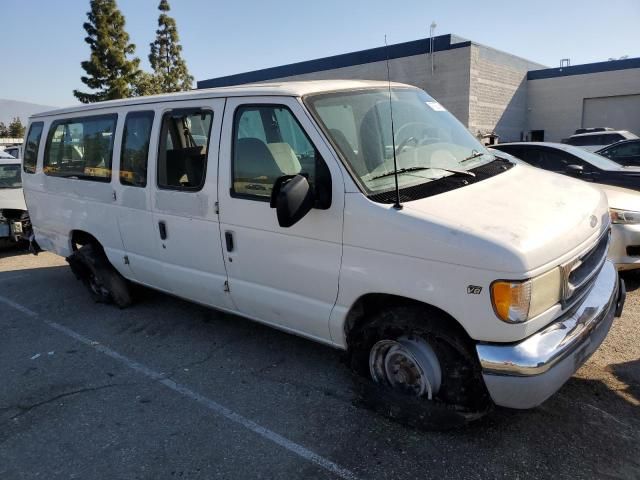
467 285 482 295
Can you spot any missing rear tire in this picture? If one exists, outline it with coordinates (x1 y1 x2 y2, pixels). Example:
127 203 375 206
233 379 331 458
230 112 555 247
66 243 132 308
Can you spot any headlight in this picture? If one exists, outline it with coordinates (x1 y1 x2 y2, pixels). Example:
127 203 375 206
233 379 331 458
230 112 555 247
491 267 562 323
610 208 640 224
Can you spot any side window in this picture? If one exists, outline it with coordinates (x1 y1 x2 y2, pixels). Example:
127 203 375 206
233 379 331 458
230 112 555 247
511 148 545 168
157 109 212 191
232 105 330 201
43 114 117 181
23 123 43 173
120 111 154 187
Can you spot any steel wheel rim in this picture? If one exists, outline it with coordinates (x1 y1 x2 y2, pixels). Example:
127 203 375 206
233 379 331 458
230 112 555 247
369 336 442 399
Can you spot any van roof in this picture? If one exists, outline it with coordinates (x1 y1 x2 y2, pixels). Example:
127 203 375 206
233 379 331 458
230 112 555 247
30 80 412 119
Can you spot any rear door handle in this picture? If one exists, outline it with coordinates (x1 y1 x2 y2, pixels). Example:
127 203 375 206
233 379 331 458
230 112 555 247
225 231 234 252
159 221 167 240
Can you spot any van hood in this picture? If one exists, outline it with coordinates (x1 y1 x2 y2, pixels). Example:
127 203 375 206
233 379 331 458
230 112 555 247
0 188 27 211
400 164 609 273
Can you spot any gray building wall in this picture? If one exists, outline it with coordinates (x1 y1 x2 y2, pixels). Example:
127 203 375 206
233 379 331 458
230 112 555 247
254 47 473 126
468 45 544 142
527 67 640 142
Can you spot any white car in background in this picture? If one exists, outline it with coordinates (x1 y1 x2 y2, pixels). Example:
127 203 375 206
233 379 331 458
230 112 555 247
490 146 640 270
0 153 31 247
563 130 638 152
2 144 23 159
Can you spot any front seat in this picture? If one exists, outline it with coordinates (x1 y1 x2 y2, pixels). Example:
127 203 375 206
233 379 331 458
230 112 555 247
235 137 284 180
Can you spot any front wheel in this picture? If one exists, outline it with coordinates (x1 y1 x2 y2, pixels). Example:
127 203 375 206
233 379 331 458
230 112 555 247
348 306 491 429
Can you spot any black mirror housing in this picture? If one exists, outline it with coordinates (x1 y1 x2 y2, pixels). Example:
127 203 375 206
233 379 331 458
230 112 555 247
271 175 315 228
567 164 584 174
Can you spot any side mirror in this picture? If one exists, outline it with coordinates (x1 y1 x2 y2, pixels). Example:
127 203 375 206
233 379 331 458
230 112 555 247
270 174 315 228
566 164 584 175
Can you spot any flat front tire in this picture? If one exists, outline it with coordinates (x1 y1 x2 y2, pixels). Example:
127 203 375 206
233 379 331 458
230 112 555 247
348 306 491 429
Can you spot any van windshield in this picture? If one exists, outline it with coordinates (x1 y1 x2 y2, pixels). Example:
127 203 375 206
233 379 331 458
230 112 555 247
305 88 494 194
0 163 22 189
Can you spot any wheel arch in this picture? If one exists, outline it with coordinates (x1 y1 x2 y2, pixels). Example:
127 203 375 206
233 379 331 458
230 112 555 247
343 293 473 350
69 229 103 252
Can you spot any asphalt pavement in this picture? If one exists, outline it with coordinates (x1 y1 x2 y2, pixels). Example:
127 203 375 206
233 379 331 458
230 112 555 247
1 247 639 479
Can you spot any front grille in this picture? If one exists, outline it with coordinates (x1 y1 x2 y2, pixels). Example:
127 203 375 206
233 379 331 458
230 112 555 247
561 229 610 308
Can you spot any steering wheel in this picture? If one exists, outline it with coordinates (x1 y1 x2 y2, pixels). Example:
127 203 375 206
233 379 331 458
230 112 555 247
394 122 434 153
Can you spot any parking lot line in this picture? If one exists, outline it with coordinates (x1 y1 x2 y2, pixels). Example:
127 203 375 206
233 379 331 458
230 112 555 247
0 293 360 480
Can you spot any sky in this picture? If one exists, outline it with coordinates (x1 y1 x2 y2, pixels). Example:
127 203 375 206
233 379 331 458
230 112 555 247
1 0 639 107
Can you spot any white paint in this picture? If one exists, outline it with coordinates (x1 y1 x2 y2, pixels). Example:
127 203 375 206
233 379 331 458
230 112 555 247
0 293 359 480
30 353 40 360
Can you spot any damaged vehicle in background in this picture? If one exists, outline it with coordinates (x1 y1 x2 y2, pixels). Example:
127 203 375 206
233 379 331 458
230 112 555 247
22 80 625 427
0 151 32 248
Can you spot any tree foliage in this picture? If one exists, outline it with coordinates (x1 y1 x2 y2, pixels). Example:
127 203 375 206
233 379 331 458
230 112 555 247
73 0 140 103
148 0 193 93
0 122 8 138
8 118 25 138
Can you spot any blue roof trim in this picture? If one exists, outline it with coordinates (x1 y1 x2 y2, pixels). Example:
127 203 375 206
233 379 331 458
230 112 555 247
528 57 640 80
197 34 471 89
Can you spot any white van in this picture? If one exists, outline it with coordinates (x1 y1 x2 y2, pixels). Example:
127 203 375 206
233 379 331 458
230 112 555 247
22 80 625 420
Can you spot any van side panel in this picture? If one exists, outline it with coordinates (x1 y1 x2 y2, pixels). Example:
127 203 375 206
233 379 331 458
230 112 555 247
23 114 129 273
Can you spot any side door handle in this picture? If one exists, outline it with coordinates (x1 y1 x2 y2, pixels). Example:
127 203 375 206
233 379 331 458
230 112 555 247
225 231 234 252
159 221 167 240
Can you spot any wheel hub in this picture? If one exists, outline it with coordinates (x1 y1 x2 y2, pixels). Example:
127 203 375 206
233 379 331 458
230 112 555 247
369 336 442 398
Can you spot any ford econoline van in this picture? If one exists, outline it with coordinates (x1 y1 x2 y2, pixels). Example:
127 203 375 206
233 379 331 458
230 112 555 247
22 80 625 421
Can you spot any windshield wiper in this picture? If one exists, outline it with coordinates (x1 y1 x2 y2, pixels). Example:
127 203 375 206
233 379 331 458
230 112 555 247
431 167 476 178
459 151 486 164
371 166 432 180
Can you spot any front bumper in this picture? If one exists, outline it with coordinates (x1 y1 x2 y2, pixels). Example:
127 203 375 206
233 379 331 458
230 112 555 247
476 260 623 409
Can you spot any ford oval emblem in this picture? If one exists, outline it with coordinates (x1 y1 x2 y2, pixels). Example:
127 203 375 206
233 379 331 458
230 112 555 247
590 215 598 228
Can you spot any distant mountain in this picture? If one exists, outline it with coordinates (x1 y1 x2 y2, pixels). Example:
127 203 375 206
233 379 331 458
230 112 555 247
0 99 57 125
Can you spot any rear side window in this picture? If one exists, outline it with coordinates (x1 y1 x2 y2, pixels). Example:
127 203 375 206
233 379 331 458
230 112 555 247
157 109 213 191
567 136 591 146
44 114 117 181
23 122 44 173
120 111 154 187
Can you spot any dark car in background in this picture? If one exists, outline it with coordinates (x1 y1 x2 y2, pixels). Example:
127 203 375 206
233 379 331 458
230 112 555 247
491 142 640 191
596 139 640 167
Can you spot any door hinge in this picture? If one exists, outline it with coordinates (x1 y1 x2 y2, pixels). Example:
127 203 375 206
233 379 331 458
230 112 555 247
123 255 130 265
223 280 230 292
214 201 219 214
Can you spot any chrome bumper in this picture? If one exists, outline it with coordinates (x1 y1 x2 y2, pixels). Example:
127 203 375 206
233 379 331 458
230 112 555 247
476 260 623 409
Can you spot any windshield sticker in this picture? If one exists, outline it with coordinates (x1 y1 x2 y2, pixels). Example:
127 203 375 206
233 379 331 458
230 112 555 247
426 101 447 112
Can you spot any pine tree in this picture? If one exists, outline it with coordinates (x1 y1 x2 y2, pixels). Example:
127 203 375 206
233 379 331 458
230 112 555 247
73 0 140 103
8 117 25 138
0 122 8 138
132 71 161 97
148 0 193 93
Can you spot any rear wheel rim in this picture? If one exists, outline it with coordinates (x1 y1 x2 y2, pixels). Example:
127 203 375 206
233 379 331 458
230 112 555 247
369 336 442 399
